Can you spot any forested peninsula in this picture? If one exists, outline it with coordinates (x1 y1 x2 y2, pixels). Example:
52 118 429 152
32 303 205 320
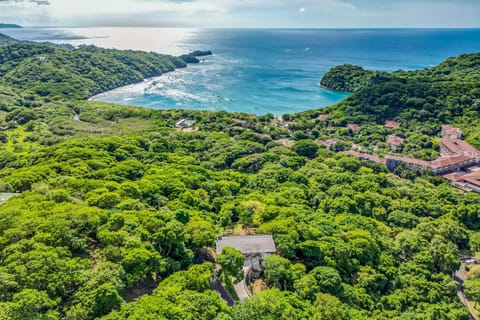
0 33 479 320
0 24 21 29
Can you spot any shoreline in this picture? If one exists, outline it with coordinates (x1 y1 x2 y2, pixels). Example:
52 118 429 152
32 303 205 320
318 83 351 94
89 51 213 101
88 68 179 101
89 71 351 116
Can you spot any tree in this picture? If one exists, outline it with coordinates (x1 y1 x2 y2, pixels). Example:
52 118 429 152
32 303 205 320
470 232 480 253
313 293 351 320
387 210 419 228
309 266 343 297
184 218 217 250
292 140 319 159
262 255 292 290
231 289 314 320
294 274 319 301
216 247 245 282
10 289 58 320
464 278 480 308
87 192 121 209
121 247 164 286
92 283 124 317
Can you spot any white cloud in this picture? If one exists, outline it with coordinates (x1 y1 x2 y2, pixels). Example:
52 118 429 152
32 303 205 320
0 0 478 27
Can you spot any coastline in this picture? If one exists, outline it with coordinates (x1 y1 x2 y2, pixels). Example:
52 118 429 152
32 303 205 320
89 69 352 114
318 83 350 94
88 68 179 101
89 51 213 101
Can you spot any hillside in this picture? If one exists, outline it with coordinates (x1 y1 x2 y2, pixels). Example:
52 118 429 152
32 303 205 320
0 32 17 46
0 36 478 319
314 53 480 158
0 42 190 100
320 54 480 127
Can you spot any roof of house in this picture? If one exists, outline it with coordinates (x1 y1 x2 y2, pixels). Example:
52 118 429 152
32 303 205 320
343 150 386 164
326 138 343 144
277 139 295 147
386 155 431 167
386 154 474 169
444 171 480 187
387 135 404 145
462 172 480 187
442 172 464 182
430 154 474 168
318 114 329 121
442 125 462 135
385 120 400 128
452 139 480 156
347 124 361 132
232 118 247 124
216 235 276 255
175 119 193 127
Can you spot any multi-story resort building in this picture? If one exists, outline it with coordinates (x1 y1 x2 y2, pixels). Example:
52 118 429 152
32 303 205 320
345 126 480 193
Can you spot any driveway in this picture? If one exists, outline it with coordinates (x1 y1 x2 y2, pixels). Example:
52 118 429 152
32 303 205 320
454 261 478 320
233 267 252 301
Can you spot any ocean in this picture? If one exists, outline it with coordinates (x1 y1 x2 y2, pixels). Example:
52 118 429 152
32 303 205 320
2 28 480 115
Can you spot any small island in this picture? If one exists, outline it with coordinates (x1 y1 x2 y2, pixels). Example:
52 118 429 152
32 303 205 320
190 50 213 57
179 50 213 64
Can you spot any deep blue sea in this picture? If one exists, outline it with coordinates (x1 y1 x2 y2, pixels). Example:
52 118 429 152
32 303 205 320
2 28 480 115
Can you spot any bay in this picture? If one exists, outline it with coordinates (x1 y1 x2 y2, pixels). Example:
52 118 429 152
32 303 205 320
2 27 480 115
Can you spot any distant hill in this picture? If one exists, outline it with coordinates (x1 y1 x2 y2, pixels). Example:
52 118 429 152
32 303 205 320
0 23 21 29
0 33 17 46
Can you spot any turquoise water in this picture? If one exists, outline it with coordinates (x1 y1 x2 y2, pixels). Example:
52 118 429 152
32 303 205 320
3 28 480 115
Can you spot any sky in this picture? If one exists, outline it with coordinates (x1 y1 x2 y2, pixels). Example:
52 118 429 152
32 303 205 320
0 0 479 28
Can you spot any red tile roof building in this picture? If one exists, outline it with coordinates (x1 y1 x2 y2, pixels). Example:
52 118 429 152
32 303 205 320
387 135 404 152
385 120 400 129
347 124 361 132
342 125 480 193
277 139 295 147
440 138 480 157
342 151 386 165
441 125 462 139
443 170 480 193
385 144 479 175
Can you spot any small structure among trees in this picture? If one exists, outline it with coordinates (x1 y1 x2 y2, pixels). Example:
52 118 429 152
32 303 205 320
216 235 276 272
175 119 193 129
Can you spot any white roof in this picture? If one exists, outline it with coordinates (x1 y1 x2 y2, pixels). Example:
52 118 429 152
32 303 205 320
216 235 276 255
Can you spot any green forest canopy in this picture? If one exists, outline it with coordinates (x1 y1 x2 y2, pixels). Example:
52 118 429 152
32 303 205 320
0 34 479 319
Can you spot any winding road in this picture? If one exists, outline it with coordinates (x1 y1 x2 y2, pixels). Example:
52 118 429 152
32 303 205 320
454 262 478 320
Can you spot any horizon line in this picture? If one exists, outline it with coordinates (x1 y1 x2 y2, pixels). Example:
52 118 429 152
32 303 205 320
7 25 480 30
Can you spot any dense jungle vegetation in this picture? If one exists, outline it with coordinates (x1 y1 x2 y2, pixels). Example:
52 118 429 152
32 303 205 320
0 42 187 100
320 54 480 140
0 34 479 319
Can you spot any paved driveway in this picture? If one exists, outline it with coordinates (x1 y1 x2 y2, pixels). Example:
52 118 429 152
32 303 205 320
233 267 252 301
